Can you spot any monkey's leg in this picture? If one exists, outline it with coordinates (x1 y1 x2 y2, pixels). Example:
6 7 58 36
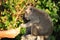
20 21 33 28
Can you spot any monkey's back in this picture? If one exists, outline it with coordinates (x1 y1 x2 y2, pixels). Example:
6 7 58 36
30 7 53 36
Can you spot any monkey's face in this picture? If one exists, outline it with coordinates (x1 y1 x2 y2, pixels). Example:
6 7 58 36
25 6 32 20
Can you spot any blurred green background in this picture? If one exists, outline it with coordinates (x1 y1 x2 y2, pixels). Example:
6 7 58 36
0 0 60 40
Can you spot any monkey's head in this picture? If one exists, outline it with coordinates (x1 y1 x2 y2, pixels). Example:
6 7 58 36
25 6 33 20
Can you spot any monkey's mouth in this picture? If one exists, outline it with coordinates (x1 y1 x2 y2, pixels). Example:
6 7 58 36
25 17 29 20
22 14 30 23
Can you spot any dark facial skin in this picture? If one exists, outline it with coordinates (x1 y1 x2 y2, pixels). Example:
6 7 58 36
25 6 33 20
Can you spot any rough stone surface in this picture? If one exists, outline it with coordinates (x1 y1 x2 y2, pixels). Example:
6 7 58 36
21 34 36 40
21 34 44 40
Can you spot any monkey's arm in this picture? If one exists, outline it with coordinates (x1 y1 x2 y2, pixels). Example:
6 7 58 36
20 21 33 28
20 20 40 28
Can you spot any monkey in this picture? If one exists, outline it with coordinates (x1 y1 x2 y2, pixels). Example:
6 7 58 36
20 6 53 40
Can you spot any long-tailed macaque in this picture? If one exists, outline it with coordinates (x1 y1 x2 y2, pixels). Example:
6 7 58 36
20 6 53 40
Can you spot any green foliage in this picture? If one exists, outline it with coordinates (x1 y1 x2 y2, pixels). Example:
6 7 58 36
0 0 60 40
0 0 26 30
20 28 26 35
50 35 56 40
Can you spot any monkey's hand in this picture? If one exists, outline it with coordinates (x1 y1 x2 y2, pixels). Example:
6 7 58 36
20 23 27 28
